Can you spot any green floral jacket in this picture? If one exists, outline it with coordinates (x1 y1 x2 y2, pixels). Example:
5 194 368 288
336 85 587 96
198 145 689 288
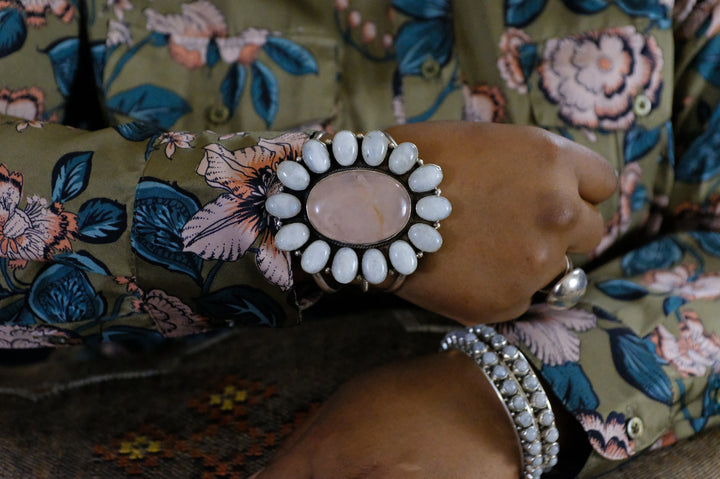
1 0 720 476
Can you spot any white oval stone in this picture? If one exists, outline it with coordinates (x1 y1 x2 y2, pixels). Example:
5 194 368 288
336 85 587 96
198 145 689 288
277 161 310 191
302 139 331 173
408 223 442 252
332 130 358 166
265 193 301 219
416 196 452 222
389 142 418 175
361 130 388 166
332 247 358 284
274 223 310 251
389 240 417 275
408 164 443 192
362 248 388 284
301 240 331 274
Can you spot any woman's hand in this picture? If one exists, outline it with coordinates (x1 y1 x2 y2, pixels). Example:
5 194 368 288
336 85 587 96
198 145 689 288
386 121 617 325
255 351 522 479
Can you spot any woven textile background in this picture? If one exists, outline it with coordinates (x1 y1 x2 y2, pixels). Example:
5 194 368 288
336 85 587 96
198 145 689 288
1 303 719 479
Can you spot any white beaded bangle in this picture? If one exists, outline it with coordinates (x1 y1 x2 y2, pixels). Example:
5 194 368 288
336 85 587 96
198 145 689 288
267 130 451 293
441 325 559 479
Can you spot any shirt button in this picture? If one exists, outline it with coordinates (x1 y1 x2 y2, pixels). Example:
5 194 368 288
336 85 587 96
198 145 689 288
627 417 644 439
421 57 441 79
207 104 231 124
634 94 652 117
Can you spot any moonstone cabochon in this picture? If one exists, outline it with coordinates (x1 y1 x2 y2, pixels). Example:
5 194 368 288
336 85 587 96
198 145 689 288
306 169 412 246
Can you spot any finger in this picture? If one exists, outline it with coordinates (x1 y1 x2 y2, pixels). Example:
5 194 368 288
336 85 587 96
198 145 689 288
569 142 618 205
565 201 606 253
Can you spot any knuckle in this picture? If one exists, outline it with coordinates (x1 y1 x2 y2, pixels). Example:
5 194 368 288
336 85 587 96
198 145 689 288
536 191 580 230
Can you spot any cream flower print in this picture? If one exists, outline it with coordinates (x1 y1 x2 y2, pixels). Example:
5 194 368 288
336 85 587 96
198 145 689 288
539 26 663 130
107 0 132 21
641 263 720 300
497 28 532 94
462 84 506 123
157 131 195 159
649 311 720 377
141 289 210 337
144 1 269 69
107 19 132 47
181 132 309 291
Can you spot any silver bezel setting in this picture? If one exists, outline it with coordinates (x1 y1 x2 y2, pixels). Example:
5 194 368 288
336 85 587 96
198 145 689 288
267 130 450 292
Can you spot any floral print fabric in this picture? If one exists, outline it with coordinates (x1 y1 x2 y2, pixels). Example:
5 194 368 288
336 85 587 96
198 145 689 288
1 0 720 477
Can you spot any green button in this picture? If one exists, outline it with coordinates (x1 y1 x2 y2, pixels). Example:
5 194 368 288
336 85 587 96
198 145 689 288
421 57 441 79
207 104 231 124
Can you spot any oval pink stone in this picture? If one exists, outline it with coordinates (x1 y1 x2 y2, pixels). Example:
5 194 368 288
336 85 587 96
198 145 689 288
306 170 411 245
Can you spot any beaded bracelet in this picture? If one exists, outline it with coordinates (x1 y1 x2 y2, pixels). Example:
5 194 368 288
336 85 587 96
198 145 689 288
441 325 559 479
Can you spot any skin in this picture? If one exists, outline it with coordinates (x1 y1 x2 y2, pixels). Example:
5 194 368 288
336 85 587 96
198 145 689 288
258 121 617 479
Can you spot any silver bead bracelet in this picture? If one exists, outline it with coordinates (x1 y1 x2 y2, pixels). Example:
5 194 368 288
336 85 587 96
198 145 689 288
441 325 559 479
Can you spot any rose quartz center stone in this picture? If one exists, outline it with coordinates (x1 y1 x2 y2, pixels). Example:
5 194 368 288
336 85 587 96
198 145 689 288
306 170 411 245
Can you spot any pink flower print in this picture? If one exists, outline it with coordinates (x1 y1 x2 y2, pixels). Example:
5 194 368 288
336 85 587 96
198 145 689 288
593 162 642 256
157 131 195 159
497 28 532 94
642 264 720 300
216 28 269 66
539 26 663 130
0 87 44 122
145 1 228 69
10 0 75 27
650 430 678 451
649 310 720 377
576 411 635 460
107 19 132 47
181 132 309 291
462 84 506 123
496 304 597 366
0 164 78 267
142 289 210 337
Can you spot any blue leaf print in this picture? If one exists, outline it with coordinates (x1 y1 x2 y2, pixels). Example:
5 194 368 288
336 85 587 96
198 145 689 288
596 279 649 300
0 8 26 58
221 64 247 117
251 60 279 128
621 237 683 276
624 124 661 164
592 306 621 322
560 0 609 14
676 102 720 183
196 285 285 326
395 19 453 76
0 298 32 325
77 198 128 243
541 363 599 413
28 264 106 323
615 0 671 29
663 296 688 316
691 231 720 257
89 41 107 90
51 151 93 203
692 35 720 88
665 121 675 167
518 43 538 85
206 38 220 68
263 37 318 75
131 179 203 282
91 326 165 349
106 85 192 130
54 251 112 276
44 37 81 97
114 121 164 142
504 0 548 27
630 184 647 211
392 0 449 19
608 328 673 405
